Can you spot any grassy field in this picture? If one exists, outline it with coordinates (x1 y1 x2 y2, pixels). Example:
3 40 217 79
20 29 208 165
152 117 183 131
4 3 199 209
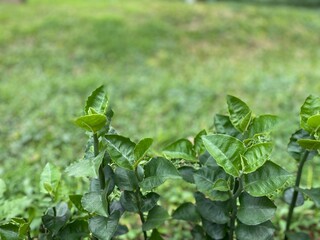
1 0 320 237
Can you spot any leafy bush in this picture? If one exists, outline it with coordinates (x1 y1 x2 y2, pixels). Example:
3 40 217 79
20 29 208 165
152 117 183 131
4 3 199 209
0 86 319 239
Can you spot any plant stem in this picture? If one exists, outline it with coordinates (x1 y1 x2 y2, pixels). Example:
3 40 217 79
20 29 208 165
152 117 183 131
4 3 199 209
134 168 148 240
229 177 243 240
285 151 309 239
93 133 105 190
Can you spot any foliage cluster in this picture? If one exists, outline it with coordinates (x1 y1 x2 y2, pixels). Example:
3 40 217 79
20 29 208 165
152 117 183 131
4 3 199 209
1 86 319 239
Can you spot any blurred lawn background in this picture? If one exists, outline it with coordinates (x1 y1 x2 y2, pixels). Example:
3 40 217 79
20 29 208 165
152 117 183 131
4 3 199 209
1 0 320 236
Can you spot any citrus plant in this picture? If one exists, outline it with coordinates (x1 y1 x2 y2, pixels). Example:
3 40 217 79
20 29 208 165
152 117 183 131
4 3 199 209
1 87 319 239
165 95 291 240
284 95 320 240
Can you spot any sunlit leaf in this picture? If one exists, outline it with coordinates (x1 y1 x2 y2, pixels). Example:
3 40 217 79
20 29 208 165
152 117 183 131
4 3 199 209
104 135 136 170
297 139 320 150
163 139 197 162
202 134 245 176
134 138 153 165
74 114 107 133
85 85 108 115
65 151 105 178
227 95 252 132
242 142 273 173
194 129 207 155
300 95 320 133
40 163 61 196
247 115 278 137
244 161 292 197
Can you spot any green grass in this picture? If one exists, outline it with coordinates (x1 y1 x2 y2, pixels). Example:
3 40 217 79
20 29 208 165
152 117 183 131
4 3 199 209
1 0 320 235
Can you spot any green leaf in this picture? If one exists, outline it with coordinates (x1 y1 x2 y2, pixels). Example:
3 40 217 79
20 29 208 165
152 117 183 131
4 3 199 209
202 219 226 239
283 188 304 207
150 229 164 240
195 192 230 224
242 142 273 174
172 202 200 222
0 197 32 220
286 232 311 240
58 220 89 240
194 166 229 194
288 129 316 162
74 114 107 133
42 202 71 235
299 188 320 207
114 224 128 237
140 157 181 191
178 166 196 184
237 192 276 225
307 114 320 129
69 194 86 212
199 151 218 167
104 135 136 170
236 221 275 240
202 134 245 177
114 167 139 191
81 191 108 217
244 161 292 197
134 138 153 165
142 205 169 231
104 165 115 195
40 163 61 196
0 224 21 240
214 114 242 138
298 139 320 150
65 150 105 178
162 139 197 162
89 211 120 240
300 95 320 133
247 115 279 137
194 129 207 155
0 179 6 198
120 191 139 213
191 225 206 240
85 85 108 115
141 192 160 212
227 95 252 132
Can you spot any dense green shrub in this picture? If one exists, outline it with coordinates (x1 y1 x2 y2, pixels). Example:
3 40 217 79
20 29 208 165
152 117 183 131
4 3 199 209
0 86 319 239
